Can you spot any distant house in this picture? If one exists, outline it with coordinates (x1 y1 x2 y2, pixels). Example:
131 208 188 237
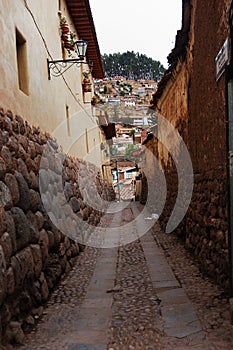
107 97 121 104
112 163 137 201
137 105 149 110
121 98 136 107
118 166 137 180
113 137 133 149
123 115 149 126
132 87 146 96
116 127 134 136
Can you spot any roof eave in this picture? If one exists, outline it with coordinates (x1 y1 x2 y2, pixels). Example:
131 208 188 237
66 0 105 79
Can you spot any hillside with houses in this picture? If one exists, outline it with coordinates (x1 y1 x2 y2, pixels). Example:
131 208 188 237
92 75 158 201
93 76 158 125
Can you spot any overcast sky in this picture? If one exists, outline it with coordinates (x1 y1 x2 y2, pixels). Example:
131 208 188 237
89 0 183 68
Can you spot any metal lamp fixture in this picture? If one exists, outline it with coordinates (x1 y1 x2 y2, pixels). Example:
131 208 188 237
47 39 91 79
74 39 88 60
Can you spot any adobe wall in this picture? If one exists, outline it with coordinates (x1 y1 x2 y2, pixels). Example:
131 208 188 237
0 108 114 346
156 60 189 166
155 60 189 235
149 0 232 290
184 0 231 290
188 0 230 172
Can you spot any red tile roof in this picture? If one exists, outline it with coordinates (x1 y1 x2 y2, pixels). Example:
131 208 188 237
66 0 104 78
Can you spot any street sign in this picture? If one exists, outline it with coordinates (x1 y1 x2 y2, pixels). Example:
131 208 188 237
215 38 230 81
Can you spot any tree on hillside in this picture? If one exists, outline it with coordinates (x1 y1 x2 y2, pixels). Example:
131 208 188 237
102 51 165 81
124 144 141 160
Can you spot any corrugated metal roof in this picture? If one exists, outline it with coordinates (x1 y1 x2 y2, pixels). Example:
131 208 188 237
66 0 104 78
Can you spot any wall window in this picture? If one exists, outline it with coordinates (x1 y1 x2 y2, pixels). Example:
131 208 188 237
16 28 29 95
126 172 133 179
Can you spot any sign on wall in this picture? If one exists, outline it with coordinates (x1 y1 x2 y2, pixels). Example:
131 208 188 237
215 38 231 81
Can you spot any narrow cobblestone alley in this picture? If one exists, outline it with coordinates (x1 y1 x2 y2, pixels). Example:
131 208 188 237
2 2 233 350
17 203 233 350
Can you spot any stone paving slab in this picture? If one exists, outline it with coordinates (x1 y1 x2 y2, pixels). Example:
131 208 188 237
62 237 118 347
161 303 202 337
74 317 111 330
81 298 113 308
141 229 203 340
142 241 180 290
92 266 116 276
155 280 181 289
171 346 206 350
68 345 106 350
78 307 112 318
69 330 109 345
85 289 113 299
157 287 191 305
87 279 115 290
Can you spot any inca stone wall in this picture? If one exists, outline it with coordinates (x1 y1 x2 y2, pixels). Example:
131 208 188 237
0 108 114 346
185 168 229 289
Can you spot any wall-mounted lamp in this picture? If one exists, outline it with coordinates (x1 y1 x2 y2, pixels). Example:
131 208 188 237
47 39 92 79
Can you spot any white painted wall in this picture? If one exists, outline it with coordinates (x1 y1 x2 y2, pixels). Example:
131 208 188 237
0 0 106 165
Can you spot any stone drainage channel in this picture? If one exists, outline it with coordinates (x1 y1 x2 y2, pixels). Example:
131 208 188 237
17 202 233 350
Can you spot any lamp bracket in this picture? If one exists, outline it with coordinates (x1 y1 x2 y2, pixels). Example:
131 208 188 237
47 58 90 79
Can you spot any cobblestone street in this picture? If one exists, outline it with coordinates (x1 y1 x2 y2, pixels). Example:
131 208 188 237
2 2 233 350
17 203 233 350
